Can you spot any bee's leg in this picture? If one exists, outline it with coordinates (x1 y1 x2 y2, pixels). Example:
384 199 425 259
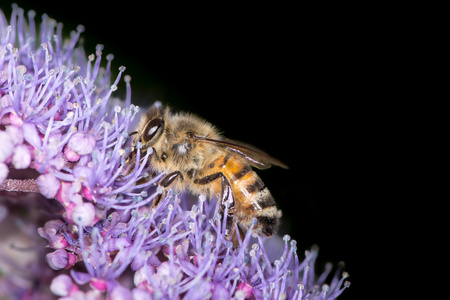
151 171 184 209
220 176 236 238
193 173 236 238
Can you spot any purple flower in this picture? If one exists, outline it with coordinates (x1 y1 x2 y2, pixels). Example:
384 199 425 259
0 5 350 299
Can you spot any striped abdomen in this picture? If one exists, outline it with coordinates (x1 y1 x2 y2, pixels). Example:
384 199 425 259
211 154 279 237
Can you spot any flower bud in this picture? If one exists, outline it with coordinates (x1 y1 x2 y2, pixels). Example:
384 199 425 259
64 145 81 162
46 249 69 270
0 131 13 163
68 131 96 155
72 202 95 226
36 173 61 198
12 144 31 169
37 219 68 249
50 274 77 296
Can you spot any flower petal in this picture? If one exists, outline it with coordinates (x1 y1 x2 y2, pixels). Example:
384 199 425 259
22 122 41 149
70 270 92 285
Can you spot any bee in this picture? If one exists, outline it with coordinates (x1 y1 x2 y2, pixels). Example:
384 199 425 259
129 103 288 240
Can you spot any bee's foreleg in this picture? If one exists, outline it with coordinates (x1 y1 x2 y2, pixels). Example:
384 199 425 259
151 171 184 209
193 173 236 238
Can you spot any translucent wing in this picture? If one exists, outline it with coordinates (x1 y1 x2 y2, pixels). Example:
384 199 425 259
194 136 289 170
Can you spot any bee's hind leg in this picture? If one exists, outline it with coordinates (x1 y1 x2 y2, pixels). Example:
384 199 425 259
151 171 184 209
220 176 236 238
193 173 236 239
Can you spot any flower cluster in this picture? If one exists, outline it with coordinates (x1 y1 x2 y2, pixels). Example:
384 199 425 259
0 5 350 299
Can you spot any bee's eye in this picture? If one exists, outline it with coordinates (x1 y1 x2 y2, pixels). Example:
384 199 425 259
142 118 164 144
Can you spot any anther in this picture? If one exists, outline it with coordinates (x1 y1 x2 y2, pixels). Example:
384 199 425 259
76 25 85 33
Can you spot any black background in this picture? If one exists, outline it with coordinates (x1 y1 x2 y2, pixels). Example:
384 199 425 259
2 2 390 299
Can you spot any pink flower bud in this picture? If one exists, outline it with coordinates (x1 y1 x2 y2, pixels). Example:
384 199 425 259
36 173 61 198
50 274 77 296
236 282 254 299
12 144 31 169
37 219 68 249
68 131 96 155
46 249 69 270
5 125 24 145
72 202 95 226
0 131 13 163
0 163 8 185
65 251 78 269
9 112 23 126
90 278 107 291
64 145 80 162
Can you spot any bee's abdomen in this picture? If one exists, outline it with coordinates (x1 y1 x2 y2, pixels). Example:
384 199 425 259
223 157 279 237
244 185 279 237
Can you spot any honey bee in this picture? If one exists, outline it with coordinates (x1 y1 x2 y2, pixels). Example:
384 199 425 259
129 103 288 240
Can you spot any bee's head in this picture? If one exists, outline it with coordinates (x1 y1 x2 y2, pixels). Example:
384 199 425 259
141 117 164 147
135 104 168 150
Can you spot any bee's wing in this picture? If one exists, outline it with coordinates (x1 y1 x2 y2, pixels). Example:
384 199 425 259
194 136 289 170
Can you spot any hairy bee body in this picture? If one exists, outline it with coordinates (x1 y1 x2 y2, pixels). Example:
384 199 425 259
131 104 287 238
